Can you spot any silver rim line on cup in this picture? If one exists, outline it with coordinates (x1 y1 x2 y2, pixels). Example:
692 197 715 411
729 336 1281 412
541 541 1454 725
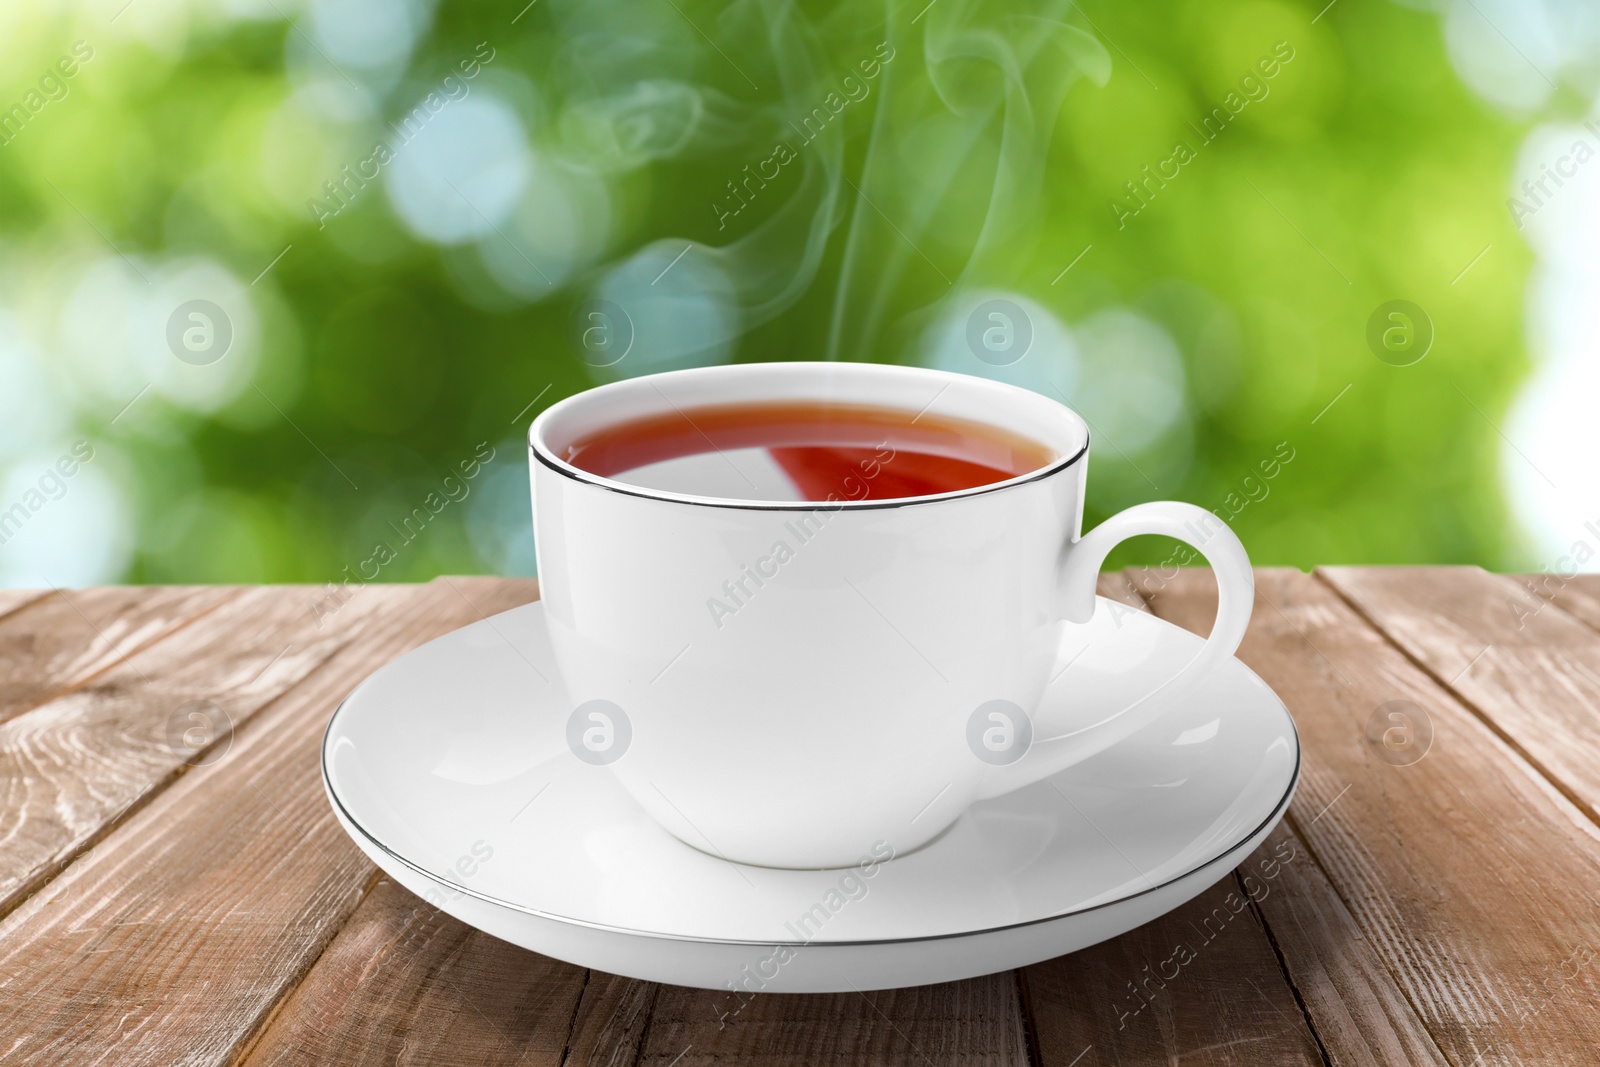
525 368 1090 513
320 694 1301 947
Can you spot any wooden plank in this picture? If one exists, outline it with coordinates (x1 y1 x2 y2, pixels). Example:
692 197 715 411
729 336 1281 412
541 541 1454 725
238 878 589 1067
1519 572 1600 633
560 973 657 1067
0 583 391 919
0 578 540 1066
637 978 1030 1066
244 893 653 1067
0 588 60 713
1321 565 1600 825
1244 822 1449 1067
1021 573 1324 1067
242 579 1153 1066
1131 566 1600 1067
0 586 239 727
1124 568 1448 1067
0 589 51 627
1095 570 1147 610
1023 873 1323 1066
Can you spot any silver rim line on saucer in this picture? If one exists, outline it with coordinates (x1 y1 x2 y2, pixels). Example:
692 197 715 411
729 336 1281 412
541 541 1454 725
320 696 1301 948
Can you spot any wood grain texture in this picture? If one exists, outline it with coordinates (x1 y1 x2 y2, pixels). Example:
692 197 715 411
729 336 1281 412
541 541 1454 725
1023 873 1324 1067
240 877 589 1067
1133 567 1600 1067
1321 565 1600 824
0 582 397 919
1242 822 1449 1067
1023 575 1326 1067
0 578 540 1067
239 574 1149 1067
0 586 239 727
560 972 658 1067
1519 572 1600 633
0 589 50 624
640 977 1031 1066
8 570 1597 1065
1116 568 1446 1067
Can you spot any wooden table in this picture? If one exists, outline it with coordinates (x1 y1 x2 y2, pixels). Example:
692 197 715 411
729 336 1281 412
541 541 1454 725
2 568 1598 1066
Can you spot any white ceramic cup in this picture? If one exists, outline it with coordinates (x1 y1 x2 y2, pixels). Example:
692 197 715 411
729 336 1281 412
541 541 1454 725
529 362 1252 869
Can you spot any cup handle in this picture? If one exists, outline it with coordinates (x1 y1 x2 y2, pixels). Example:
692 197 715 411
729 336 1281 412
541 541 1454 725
975 501 1254 798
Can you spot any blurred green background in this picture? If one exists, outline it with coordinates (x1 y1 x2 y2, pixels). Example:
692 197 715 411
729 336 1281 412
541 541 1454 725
2 0 1594 587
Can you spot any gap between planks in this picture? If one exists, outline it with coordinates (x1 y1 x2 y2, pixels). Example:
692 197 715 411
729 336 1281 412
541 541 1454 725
236 571 1329 1067
0 586 251 921
0 590 56 630
0 585 245 729
1023 571 1331 1066
0 585 357 922
1314 566 1600 837
228 865 390 1067
2 573 1500 1066
1126 566 1456 1067
1112 571 1339 1061
0 578 544 1066
1137 566 1600 1066
238 580 1046 1067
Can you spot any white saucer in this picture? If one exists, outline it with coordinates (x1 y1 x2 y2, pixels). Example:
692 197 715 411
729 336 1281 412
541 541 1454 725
323 597 1299 992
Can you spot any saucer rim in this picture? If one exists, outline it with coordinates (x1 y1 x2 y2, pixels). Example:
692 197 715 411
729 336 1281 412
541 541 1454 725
321 603 1302 948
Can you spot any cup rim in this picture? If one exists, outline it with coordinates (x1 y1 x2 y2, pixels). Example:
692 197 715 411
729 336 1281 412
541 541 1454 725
527 362 1090 511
